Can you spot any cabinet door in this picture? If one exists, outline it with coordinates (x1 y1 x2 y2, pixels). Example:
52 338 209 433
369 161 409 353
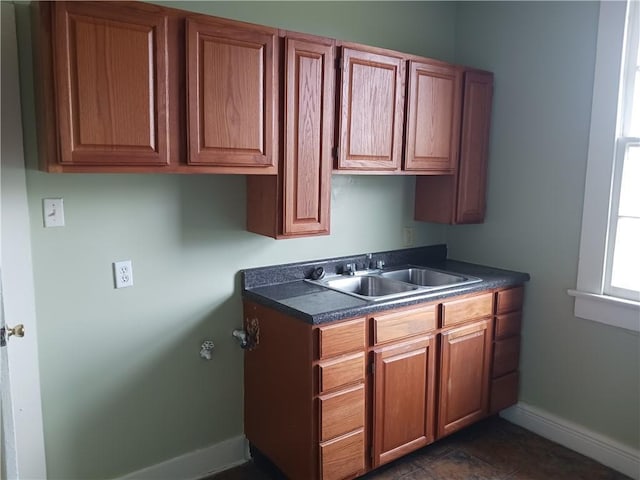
455 71 493 223
372 335 436 467
53 2 169 166
186 18 277 168
283 37 334 235
404 61 461 173
337 47 405 171
438 319 492 438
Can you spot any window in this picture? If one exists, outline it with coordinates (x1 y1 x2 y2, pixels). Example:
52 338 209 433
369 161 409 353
569 0 640 332
605 0 640 301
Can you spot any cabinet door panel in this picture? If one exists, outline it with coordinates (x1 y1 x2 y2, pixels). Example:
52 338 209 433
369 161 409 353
490 372 519 414
318 352 365 394
373 304 437 345
284 38 334 235
187 19 276 167
320 429 365 480
405 62 461 172
319 384 365 441
441 292 493 327
337 48 404 171
492 336 520 378
438 319 492 438
456 71 493 223
54 2 169 165
496 286 524 314
373 336 436 467
318 318 366 359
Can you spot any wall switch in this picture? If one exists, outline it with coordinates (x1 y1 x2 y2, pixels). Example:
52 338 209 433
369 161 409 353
113 260 133 289
43 198 65 227
403 227 415 247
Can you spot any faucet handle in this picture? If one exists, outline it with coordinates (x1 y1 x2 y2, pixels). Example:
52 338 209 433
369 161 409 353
376 259 385 269
345 263 356 275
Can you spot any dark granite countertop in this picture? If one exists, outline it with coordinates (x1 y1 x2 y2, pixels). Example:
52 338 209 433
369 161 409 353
241 245 530 325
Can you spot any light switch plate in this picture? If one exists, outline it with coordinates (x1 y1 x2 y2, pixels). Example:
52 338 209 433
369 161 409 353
43 198 65 227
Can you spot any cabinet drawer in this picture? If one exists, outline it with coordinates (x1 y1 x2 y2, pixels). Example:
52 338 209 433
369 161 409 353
373 305 437 345
492 336 520 378
318 318 366 359
494 311 522 339
320 429 365 480
319 352 365 393
442 292 493 327
490 372 519 413
496 287 524 314
319 384 365 441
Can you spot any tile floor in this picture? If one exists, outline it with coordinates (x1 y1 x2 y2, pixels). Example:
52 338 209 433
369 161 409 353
207 417 632 480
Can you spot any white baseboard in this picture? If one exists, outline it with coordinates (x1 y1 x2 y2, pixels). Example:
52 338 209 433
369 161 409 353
117 435 249 480
500 402 640 479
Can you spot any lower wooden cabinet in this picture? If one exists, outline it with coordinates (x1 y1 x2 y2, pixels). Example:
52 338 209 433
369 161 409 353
243 285 523 480
372 335 436 467
438 318 492 438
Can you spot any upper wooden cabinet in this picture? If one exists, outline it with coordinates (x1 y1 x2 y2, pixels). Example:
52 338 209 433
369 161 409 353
246 34 335 238
186 17 277 168
51 2 170 166
404 61 462 173
336 47 405 171
414 70 494 224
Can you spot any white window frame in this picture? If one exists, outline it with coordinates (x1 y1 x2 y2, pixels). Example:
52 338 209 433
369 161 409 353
569 0 640 332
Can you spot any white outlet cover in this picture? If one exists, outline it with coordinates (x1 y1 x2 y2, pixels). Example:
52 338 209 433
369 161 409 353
43 198 65 227
113 260 133 289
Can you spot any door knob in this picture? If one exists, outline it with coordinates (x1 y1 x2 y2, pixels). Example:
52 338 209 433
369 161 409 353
7 324 24 338
0 324 25 347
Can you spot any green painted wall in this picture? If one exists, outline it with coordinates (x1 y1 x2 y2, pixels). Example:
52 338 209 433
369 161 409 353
451 2 640 449
14 2 454 478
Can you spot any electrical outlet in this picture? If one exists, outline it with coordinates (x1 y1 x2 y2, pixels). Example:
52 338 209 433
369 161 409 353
113 260 133 289
403 227 415 247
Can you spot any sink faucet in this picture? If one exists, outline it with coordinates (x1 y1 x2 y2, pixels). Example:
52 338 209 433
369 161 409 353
344 263 357 275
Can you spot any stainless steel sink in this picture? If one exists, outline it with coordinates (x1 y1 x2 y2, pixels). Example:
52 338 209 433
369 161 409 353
380 267 472 286
307 265 482 301
325 275 420 299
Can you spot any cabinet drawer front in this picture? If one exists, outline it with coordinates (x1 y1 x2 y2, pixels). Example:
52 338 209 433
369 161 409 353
320 429 365 480
318 318 365 359
494 311 522 339
320 384 365 441
442 293 493 327
373 305 437 345
490 372 519 414
496 287 524 314
492 336 520 378
319 352 365 393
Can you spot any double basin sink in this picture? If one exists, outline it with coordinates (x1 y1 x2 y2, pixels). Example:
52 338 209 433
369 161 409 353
307 266 482 302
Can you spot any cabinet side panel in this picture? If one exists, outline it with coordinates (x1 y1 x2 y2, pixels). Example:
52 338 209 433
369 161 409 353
246 175 279 238
243 301 316 480
414 175 456 224
455 71 493 223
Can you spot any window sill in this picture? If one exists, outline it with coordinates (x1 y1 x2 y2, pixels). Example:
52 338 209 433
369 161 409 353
568 289 640 332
